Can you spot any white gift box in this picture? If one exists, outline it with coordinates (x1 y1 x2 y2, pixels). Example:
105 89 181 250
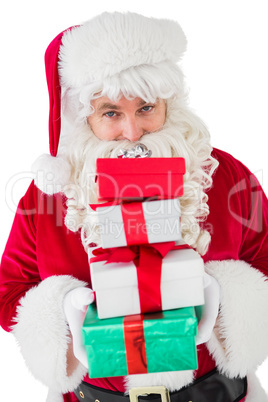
96 198 181 249
89 245 205 319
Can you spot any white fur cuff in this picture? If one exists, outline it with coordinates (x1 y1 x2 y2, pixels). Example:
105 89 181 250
205 260 268 378
245 372 268 402
12 275 88 395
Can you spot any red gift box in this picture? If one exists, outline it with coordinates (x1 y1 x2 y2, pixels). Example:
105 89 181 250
96 157 186 201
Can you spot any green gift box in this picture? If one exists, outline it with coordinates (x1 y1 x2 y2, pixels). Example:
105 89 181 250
82 304 198 378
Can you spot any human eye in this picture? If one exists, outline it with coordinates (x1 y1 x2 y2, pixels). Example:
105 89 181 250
105 111 117 118
140 104 154 113
142 106 153 111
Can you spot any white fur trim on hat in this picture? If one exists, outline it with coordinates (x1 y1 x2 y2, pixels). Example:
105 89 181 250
205 260 268 378
32 154 71 195
59 12 187 88
12 275 88 396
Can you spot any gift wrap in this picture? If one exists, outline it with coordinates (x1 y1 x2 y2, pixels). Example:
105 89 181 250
96 198 181 248
96 157 186 201
82 304 198 378
90 245 204 319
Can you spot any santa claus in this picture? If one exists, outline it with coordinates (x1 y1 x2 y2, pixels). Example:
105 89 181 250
0 11 268 402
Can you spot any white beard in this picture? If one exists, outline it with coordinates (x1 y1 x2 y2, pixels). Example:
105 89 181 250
62 97 218 256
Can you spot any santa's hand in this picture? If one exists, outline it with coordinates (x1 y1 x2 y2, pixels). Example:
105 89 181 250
196 273 220 345
63 287 95 368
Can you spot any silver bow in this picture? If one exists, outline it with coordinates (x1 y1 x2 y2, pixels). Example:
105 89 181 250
117 143 152 158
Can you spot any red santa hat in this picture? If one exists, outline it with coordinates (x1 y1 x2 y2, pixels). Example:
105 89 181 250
31 29 73 194
46 30 66 157
32 12 187 194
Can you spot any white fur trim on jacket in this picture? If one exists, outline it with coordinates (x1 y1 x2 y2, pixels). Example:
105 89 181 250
205 259 268 378
12 275 88 399
245 371 268 402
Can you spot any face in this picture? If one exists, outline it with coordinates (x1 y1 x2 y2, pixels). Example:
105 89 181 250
87 96 166 142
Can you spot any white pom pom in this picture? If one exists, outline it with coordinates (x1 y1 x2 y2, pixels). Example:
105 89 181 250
32 154 71 195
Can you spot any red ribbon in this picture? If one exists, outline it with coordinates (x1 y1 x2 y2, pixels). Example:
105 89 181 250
121 202 149 245
123 311 165 374
89 198 161 211
90 243 191 314
89 201 121 210
123 314 147 374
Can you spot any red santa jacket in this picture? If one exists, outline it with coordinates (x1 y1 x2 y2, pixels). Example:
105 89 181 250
1 148 268 401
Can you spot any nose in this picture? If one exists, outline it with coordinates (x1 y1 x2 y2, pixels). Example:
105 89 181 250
121 116 144 142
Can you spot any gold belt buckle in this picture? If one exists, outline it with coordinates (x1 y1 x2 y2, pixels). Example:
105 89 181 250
129 386 171 402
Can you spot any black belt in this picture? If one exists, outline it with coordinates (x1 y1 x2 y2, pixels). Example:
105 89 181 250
74 369 247 402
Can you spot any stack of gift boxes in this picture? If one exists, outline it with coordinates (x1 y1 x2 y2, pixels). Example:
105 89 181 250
82 153 205 378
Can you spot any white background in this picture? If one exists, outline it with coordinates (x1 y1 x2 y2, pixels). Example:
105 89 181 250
0 0 267 400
